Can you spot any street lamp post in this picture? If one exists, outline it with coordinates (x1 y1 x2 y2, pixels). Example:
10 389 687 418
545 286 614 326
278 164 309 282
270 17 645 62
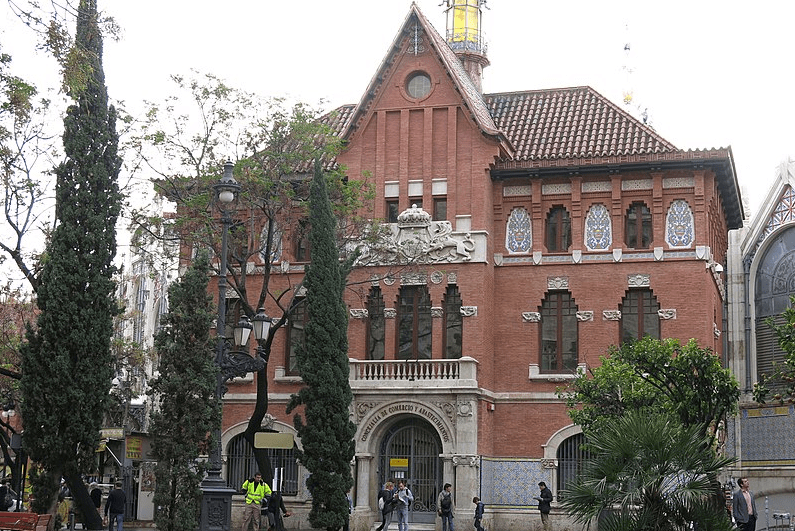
200 160 268 531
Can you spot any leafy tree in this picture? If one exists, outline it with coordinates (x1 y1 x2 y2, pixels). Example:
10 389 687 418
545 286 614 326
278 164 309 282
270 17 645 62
148 252 219 531
126 73 372 486
19 0 121 525
754 296 795 404
286 161 356 531
561 411 735 531
560 337 739 448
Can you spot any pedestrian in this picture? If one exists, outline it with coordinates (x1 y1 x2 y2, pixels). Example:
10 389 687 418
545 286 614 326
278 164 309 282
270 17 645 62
472 497 484 531
533 481 552 531
103 481 126 531
375 481 395 531
0 479 10 512
241 473 271 531
437 483 454 531
262 488 291 531
732 478 757 531
395 480 414 531
89 482 102 512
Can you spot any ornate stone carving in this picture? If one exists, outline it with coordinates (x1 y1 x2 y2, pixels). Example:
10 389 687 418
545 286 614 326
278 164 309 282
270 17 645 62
383 275 396 286
356 402 378 421
401 272 427 285
503 185 532 197
522 312 541 323
461 306 478 317
582 181 611 193
431 307 444 318
603 310 622 321
627 274 650 288
384 308 397 319
452 455 480 468
714 323 722 337
542 183 572 195
261 413 276 430
354 206 477 265
457 401 474 417
658 309 677 320
350 309 369 319
447 272 458 284
430 271 444 284
541 459 557 469
576 311 594 322
436 401 457 426
370 275 380 286
548 277 569 290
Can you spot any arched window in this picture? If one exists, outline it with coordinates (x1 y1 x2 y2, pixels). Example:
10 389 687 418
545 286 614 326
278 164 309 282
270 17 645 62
754 226 795 380
545 206 571 252
443 286 463 359
626 202 652 249
397 286 432 360
226 433 299 495
540 292 578 372
620 289 660 343
556 433 591 499
367 287 385 360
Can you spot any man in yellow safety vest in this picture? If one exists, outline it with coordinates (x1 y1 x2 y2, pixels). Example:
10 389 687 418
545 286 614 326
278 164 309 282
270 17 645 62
241 473 272 531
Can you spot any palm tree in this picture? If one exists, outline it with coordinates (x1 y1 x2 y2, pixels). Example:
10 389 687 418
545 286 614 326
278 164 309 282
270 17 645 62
561 411 735 531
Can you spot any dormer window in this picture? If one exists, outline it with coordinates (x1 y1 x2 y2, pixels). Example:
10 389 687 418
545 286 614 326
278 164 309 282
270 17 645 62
406 72 432 99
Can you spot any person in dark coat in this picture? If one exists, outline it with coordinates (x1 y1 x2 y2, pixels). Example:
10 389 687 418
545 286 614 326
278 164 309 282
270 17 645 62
89 483 102 511
104 481 126 531
263 490 292 531
533 482 553 531
375 481 396 531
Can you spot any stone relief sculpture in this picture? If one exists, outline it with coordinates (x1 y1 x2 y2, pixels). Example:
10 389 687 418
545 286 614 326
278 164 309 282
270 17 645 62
355 205 477 266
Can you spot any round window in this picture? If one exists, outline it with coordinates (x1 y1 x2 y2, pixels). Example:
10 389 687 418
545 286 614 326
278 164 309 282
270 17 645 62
406 73 432 99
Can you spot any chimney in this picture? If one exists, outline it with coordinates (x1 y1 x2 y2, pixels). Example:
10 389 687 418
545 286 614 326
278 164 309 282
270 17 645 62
445 0 490 93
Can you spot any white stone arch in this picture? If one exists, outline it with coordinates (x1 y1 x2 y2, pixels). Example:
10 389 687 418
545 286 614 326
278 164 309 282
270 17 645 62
221 417 303 489
352 399 458 518
745 220 795 388
542 423 583 498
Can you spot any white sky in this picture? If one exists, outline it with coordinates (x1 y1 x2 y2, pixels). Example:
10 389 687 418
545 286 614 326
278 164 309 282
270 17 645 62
2 0 795 235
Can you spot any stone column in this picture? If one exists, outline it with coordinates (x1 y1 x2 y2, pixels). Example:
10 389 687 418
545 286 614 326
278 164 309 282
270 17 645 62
352 454 373 531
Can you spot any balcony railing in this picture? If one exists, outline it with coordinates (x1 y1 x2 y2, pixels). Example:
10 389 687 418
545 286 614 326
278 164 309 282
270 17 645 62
348 357 479 390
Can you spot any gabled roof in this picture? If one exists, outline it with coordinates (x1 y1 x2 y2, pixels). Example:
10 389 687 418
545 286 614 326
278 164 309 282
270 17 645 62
323 5 744 229
340 3 509 151
741 159 795 260
485 87 677 161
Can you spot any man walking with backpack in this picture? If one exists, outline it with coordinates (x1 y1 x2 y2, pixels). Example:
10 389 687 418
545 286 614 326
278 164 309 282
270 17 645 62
437 483 454 531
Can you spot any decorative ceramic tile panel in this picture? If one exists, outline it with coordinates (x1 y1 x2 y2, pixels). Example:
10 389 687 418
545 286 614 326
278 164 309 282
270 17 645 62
584 204 612 250
662 176 695 189
542 183 571 195
582 181 611 193
503 185 532 197
739 406 795 464
506 207 532 254
480 457 550 506
621 179 653 191
665 200 694 248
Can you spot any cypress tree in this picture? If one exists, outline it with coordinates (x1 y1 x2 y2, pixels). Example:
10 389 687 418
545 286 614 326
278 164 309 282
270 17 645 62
19 0 121 521
148 252 219 531
287 161 355 531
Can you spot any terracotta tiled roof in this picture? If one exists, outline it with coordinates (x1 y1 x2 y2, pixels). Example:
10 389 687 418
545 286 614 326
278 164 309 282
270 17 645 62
484 87 678 162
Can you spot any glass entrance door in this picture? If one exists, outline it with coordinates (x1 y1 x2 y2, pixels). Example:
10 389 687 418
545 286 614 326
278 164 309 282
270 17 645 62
379 418 442 524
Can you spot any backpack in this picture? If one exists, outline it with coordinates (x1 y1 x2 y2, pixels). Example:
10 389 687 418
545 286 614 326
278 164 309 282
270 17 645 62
440 493 452 513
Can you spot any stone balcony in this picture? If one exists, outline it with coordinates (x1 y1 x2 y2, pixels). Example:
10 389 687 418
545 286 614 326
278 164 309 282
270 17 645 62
348 356 479 392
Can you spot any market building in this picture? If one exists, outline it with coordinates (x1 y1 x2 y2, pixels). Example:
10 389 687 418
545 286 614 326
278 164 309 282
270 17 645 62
726 158 795 516
213 2 743 530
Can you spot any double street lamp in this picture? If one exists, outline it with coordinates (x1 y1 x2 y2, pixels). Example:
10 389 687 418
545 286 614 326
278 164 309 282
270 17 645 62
199 160 271 531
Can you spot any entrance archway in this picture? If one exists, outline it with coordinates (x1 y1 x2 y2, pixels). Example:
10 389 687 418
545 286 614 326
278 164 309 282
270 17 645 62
379 417 442 524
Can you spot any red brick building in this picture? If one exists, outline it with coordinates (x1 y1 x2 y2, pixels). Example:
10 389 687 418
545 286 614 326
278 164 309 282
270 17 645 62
219 3 743 530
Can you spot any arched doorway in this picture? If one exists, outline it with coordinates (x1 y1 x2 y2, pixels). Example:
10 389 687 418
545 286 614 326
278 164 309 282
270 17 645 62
379 417 442 524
